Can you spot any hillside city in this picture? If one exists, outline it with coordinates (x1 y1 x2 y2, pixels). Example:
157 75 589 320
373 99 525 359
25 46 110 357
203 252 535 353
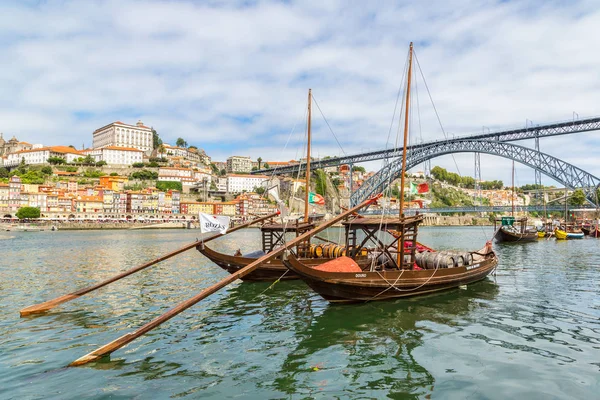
0 120 542 223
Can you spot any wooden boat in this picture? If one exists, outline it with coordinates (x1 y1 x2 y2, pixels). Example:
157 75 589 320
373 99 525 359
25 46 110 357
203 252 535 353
282 215 498 303
493 216 538 243
281 43 498 303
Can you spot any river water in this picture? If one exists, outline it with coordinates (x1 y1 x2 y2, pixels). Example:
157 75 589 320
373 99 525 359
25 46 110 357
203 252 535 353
0 227 598 399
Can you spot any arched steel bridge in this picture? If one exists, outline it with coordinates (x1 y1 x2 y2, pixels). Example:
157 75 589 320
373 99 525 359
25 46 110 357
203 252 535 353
350 140 600 206
362 205 597 216
253 116 600 175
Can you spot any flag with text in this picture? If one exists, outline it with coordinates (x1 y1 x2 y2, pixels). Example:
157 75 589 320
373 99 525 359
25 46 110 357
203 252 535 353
199 213 230 234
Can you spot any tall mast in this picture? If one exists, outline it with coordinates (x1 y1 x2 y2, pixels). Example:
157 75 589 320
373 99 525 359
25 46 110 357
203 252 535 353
398 42 413 217
304 89 312 222
511 160 515 216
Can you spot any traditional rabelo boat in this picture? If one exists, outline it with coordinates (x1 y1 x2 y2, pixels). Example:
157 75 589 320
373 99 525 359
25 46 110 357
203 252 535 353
493 216 538 242
281 43 498 303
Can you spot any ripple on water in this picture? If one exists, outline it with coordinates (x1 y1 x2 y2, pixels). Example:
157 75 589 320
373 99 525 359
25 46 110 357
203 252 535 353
0 227 599 398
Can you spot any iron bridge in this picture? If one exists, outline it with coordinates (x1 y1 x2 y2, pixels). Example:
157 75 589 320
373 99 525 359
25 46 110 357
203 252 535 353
253 116 600 175
351 140 600 206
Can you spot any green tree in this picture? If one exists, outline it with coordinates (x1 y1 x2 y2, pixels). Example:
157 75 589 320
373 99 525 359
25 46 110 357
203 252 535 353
263 163 270 169
0 167 8 178
152 128 162 149
130 169 158 180
176 137 187 147
254 186 265 195
220 168 226 176
18 157 27 174
95 160 107 167
314 169 327 196
257 157 263 169
188 145 197 150
83 155 95 165
568 189 586 206
16 207 40 220
41 166 53 175
352 166 366 173
48 156 66 165
156 181 183 192
110 172 119 176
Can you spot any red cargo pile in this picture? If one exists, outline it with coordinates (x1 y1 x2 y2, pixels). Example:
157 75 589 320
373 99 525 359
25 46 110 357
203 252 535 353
312 256 363 273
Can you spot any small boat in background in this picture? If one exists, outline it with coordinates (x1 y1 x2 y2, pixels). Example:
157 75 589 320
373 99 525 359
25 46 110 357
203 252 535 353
494 217 538 243
554 227 584 240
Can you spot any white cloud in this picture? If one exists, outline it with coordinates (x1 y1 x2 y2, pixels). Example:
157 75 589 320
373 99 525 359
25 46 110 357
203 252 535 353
1 0 599 187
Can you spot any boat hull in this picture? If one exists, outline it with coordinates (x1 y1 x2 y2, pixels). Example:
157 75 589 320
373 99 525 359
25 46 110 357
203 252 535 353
554 229 584 240
197 244 370 282
494 227 538 242
282 249 498 303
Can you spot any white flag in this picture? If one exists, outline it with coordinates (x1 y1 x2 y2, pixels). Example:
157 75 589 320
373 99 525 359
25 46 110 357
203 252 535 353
199 213 230 234
267 185 289 217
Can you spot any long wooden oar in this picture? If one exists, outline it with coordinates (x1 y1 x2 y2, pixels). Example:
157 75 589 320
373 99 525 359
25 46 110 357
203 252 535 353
20 212 278 317
69 196 378 366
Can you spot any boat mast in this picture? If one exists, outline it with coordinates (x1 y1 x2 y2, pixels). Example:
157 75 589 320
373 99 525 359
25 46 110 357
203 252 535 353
399 43 413 216
304 89 312 222
396 42 413 270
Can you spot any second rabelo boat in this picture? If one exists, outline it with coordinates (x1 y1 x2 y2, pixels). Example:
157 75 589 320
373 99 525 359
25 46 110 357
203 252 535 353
281 42 498 303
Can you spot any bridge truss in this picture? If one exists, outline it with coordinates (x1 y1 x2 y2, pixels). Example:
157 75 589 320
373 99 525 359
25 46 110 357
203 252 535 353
254 116 600 175
351 140 600 206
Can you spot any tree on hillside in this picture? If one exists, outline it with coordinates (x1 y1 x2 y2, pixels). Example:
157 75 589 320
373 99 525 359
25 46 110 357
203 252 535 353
568 189 586 206
257 157 263 169
152 128 162 149
176 137 187 148
16 207 40 220
188 145 197 150
0 167 8 178
352 166 366 173
48 156 66 165
83 155 95 165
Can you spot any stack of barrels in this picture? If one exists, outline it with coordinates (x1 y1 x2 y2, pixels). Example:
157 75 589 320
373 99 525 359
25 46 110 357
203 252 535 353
414 251 473 270
308 243 368 259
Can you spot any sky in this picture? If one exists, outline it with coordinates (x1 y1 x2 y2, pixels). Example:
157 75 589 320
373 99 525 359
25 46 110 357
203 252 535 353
1 0 599 187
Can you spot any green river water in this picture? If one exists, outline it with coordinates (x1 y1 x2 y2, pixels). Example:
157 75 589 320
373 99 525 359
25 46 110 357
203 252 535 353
0 227 598 399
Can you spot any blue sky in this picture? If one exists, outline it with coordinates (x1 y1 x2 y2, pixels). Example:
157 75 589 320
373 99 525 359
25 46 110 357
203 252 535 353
1 0 599 186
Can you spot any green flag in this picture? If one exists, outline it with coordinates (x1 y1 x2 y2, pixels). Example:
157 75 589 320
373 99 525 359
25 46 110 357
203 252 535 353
410 182 418 195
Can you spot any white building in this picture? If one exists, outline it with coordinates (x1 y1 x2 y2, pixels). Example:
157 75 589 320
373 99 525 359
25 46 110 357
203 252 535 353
157 167 196 186
92 121 153 153
226 174 269 193
4 146 84 167
82 146 143 165
227 156 253 173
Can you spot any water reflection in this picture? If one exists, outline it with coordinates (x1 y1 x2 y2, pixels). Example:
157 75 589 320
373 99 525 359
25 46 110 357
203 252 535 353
266 281 499 398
